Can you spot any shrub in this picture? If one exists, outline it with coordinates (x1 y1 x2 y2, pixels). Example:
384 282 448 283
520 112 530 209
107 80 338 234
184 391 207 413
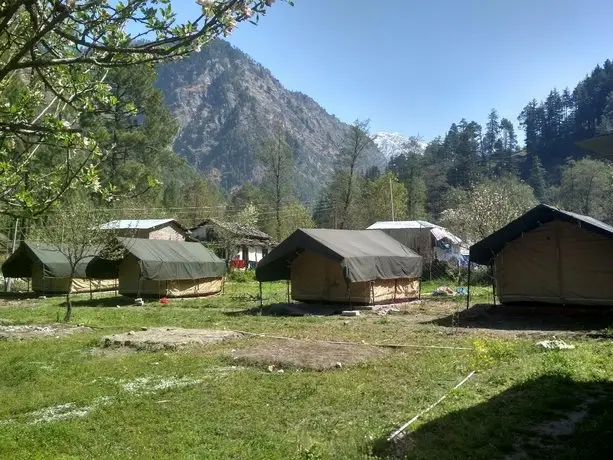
227 269 255 283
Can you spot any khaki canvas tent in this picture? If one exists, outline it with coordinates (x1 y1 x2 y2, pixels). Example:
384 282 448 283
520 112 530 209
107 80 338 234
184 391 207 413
256 229 423 304
470 204 613 306
1 241 116 294
87 238 226 298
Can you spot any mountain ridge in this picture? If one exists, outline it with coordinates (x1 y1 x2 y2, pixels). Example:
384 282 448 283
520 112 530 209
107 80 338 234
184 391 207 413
156 40 386 201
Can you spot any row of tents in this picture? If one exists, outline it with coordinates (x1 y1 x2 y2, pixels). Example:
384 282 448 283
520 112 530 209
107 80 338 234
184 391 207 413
4 203 613 307
1 229 424 305
2 238 226 298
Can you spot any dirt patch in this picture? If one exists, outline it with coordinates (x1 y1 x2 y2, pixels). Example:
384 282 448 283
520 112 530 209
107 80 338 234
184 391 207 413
232 340 388 371
100 327 244 350
0 324 92 340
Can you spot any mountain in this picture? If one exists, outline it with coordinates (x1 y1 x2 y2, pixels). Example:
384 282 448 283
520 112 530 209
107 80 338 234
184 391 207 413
156 40 386 202
373 132 426 159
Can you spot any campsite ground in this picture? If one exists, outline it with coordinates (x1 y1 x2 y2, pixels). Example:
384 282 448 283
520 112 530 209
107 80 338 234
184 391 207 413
1 282 613 459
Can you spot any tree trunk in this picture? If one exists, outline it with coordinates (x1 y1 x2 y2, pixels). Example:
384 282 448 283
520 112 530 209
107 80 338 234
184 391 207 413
341 163 355 229
64 278 73 322
275 172 282 240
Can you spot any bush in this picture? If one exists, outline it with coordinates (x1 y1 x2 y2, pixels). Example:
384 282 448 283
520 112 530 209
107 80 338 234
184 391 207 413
227 269 255 283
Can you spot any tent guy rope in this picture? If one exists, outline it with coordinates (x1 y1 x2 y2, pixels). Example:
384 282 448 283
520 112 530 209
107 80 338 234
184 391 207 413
387 370 476 442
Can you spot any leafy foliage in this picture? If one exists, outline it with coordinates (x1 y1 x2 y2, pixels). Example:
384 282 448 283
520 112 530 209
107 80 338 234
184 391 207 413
0 0 287 218
441 177 537 240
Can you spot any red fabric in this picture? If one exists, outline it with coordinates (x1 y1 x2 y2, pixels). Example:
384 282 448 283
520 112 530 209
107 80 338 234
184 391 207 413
230 259 247 269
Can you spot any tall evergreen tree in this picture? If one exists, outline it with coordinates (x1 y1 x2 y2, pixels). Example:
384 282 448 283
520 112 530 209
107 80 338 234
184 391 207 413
482 108 500 158
527 154 546 202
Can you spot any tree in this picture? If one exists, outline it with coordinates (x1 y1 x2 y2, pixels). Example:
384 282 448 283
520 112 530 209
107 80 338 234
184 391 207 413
556 158 613 221
81 64 179 202
359 172 409 226
30 197 123 321
0 0 287 218
256 122 293 240
447 119 483 188
527 153 547 202
597 91 613 134
277 201 314 240
482 108 500 158
388 137 426 219
441 177 537 240
336 119 375 228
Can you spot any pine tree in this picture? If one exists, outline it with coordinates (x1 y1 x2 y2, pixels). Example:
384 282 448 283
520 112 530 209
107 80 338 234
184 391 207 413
527 154 546 202
482 108 500 158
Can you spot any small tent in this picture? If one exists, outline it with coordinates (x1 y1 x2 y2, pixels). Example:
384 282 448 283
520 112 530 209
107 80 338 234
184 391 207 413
92 238 227 297
470 204 613 306
256 229 422 304
1 241 116 294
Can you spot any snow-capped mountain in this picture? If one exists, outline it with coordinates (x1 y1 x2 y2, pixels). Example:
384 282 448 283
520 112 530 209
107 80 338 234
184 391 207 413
373 131 425 159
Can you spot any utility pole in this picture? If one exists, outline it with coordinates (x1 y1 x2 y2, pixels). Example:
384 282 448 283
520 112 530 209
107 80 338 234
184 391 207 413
389 176 395 221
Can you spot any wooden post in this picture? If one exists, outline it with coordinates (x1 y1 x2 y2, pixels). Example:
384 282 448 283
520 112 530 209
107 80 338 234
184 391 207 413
90 280 93 300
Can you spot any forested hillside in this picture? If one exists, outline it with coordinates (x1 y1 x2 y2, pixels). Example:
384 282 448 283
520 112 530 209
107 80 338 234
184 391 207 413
354 59 613 241
155 40 386 202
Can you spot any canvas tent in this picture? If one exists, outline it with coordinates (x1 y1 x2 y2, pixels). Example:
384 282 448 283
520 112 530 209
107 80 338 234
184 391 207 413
256 229 422 304
87 238 226 297
1 241 116 294
470 204 613 306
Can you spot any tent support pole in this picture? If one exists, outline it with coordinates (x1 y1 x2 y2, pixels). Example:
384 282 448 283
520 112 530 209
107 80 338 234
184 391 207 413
348 282 352 310
258 282 263 308
286 279 290 304
466 263 471 311
371 281 375 306
394 279 397 303
90 280 93 300
491 264 496 306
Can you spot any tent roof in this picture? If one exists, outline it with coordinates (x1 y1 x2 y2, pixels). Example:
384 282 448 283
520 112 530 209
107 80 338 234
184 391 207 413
256 228 422 283
470 204 613 265
116 238 225 281
1 241 92 279
367 220 462 244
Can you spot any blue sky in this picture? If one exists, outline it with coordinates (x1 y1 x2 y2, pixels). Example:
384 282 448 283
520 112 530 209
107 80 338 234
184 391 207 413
179 0 613 141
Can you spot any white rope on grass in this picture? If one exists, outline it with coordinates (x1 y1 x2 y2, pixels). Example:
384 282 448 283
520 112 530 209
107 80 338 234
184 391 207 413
387 370 476 442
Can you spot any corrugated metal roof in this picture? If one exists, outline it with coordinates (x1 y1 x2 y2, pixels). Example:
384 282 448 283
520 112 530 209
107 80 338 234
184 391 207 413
99 219 177 230
367 220 462 244
367 220 436 230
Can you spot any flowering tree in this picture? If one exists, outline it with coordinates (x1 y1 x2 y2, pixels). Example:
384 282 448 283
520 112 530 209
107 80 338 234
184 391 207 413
0 0 289 218
441 177 537 241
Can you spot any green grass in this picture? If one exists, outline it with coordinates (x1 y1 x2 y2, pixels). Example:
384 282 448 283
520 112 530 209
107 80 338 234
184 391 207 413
1 282 613 459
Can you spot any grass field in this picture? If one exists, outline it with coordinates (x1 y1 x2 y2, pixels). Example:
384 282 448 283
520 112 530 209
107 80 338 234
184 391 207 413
1 281 613 459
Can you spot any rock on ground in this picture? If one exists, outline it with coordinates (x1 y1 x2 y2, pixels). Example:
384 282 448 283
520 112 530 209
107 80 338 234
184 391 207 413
99 328 244 350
